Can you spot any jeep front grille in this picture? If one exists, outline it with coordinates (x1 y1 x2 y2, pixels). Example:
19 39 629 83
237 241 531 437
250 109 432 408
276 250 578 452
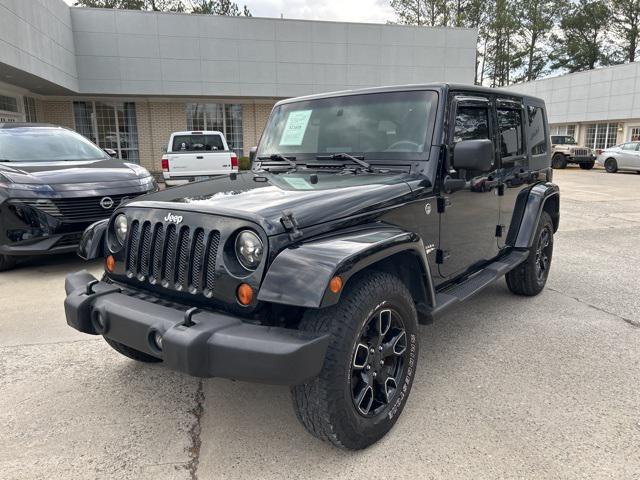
573 148 589 156
125 219 221 297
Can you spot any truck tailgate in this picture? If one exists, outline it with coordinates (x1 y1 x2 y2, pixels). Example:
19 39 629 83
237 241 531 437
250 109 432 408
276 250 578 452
167 151 233 176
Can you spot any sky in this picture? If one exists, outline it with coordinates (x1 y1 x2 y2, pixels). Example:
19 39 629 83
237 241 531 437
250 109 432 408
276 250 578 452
64 0 398 24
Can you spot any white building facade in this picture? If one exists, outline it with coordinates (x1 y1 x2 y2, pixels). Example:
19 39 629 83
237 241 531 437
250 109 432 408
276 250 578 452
508 62 640 151
0 0 478 173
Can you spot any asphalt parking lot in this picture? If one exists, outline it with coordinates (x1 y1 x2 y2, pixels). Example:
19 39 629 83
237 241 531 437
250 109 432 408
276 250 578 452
1 167 639 479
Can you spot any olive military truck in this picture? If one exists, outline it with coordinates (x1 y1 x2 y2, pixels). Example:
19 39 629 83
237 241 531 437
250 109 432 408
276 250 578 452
64 84 559 450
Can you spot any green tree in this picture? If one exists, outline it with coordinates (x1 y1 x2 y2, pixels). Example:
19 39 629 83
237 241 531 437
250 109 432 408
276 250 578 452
513 0 558 82
74 0 185 10
390 0 449 26
190 0 251 16
550 0 616 72
611 0 640 62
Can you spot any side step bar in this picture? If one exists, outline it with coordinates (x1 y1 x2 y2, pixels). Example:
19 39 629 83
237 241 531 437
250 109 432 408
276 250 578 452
421 249 529 323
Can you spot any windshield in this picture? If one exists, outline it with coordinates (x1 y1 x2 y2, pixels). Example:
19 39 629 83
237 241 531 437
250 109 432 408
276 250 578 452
258 90 438 161
0 127 108 162
551 135 577 145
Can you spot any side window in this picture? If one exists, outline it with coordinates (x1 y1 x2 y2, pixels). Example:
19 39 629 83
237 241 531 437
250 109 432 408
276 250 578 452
527 106 547 155
497 107 524 162
453 106 490 143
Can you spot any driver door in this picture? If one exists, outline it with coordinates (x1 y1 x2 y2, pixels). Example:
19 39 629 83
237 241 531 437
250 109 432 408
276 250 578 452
437 96 501 279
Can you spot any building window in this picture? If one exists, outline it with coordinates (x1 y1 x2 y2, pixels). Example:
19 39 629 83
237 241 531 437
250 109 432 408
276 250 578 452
585 123 619 150
630 127 640 142
73 101 139 162
551 124 576 138
23 97 37 122
186 103 243 157
0 94 19 113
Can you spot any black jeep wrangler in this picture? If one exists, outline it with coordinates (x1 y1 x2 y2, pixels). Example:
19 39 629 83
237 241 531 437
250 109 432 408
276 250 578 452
64 84 559 450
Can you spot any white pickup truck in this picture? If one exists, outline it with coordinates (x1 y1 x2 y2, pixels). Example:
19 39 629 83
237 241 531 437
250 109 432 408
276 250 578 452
161 130 238 185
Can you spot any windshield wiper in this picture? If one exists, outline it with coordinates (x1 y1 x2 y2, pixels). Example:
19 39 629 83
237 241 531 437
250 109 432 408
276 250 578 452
316 153 373 172
258 154 297 169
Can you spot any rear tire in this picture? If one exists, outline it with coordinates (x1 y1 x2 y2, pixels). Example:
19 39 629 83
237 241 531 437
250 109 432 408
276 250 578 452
552 153 567 169
579 161 595 170
291 272 419 450
103 337 162 363
0 254 17 272
604 158 618 173
506 212 554 296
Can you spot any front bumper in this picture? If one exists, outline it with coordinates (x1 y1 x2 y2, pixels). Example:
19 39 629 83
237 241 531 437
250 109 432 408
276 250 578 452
569 155 596 163
0 231 82 256
64 271 329 385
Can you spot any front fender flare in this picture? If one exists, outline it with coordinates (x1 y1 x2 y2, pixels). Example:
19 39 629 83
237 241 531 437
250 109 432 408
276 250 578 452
257 227 435 309
77 219 108 260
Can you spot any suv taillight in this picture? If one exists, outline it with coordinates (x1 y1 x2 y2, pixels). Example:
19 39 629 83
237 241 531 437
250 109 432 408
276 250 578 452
230 152 238 169
161 157 169 171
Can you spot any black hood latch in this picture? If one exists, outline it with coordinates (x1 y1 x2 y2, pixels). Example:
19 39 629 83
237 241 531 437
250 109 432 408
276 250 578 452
280 210 303 240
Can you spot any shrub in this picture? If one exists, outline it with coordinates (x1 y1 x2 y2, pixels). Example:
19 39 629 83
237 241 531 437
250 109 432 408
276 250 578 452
238 156 252 170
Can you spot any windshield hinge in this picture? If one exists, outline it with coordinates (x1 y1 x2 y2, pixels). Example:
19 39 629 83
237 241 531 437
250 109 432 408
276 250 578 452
280 210 303 240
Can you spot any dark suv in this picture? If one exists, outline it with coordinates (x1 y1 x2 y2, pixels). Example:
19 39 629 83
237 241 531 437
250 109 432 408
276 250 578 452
0 123 157 270
64 84 559 449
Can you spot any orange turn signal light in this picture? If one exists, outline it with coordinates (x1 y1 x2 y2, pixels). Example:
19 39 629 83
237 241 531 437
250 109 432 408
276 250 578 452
329 275 343 294
237 283 254 306
106 255 116 273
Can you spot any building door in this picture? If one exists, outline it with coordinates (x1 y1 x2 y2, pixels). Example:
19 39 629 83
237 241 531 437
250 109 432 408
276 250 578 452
437 96 501 279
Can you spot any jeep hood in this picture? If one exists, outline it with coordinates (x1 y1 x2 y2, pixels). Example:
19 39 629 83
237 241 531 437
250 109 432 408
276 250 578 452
126 171 425 236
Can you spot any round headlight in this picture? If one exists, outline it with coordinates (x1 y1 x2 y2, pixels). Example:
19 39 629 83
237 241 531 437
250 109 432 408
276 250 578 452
235 230 263 270
114 214 128 245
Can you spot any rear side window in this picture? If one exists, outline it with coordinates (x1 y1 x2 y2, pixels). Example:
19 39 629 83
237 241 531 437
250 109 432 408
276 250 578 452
621 143 638 151
453 106 490 143
527 106 547 155
172 134 224 152
497 108 524 161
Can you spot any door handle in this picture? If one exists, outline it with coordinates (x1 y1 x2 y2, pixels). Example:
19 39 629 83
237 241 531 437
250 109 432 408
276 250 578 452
196 156 204 159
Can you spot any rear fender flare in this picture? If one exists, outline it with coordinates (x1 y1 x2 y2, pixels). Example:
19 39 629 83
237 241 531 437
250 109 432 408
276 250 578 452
510 182 560 249
257 227 436 309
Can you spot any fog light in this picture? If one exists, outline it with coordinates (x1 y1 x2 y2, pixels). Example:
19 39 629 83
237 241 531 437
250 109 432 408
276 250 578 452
152 331 163 351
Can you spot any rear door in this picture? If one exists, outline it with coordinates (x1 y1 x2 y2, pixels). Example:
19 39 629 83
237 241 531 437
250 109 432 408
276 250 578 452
168 133 232 175
618 143 639 168
496 99 535 248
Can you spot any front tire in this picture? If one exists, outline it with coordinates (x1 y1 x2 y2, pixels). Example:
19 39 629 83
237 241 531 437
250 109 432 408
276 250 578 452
0 254 17 272
552 153 567 169
604 158 618 173
579 161 595 170
506 212 554 296
291 272 419 450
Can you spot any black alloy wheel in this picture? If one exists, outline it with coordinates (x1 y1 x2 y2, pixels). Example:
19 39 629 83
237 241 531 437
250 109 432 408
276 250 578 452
350 308 408 417
535 225 552 283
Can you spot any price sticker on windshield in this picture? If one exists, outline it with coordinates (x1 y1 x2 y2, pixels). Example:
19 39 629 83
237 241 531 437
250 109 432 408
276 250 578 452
280 110 312 146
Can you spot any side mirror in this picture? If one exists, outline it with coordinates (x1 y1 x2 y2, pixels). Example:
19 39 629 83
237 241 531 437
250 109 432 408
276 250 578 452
103 148 118 158
452 139 494 172
249 146 257 163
